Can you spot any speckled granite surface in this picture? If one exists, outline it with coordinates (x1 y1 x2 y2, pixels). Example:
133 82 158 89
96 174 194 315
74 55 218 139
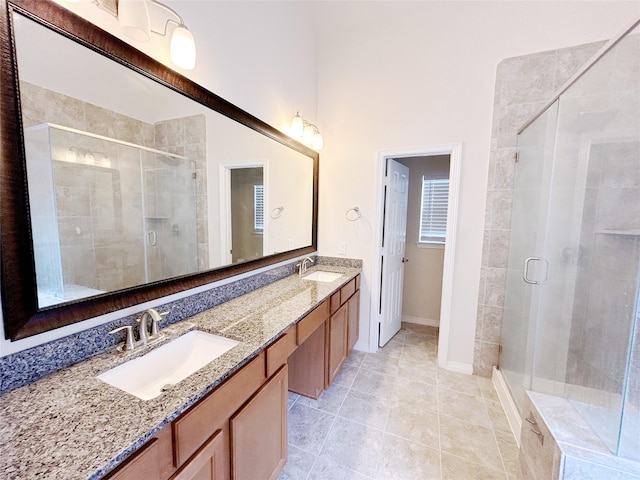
1 262 301 394
0 265 360 480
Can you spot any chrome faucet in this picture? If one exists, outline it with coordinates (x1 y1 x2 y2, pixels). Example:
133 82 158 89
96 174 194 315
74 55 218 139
298 256 314 276
138 308 169 343
109 308 169 351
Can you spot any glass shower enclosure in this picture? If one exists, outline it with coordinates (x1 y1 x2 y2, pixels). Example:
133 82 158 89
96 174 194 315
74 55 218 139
499 21 639 460
25 124 198 307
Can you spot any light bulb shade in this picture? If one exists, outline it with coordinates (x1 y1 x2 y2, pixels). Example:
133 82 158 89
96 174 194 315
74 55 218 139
118 0 151 42
170 25 196 70
291 114 304 138
312 131 323 151
303 124 315 146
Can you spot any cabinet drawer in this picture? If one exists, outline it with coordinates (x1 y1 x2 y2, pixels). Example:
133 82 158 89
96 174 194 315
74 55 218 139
266 328 296 377
104 438 161 480
340 279 356 304
296 301 329 345
172 352 266 467
355 274 361 290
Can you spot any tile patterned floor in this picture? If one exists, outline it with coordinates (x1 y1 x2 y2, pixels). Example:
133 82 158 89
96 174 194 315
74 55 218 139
278 323 520 479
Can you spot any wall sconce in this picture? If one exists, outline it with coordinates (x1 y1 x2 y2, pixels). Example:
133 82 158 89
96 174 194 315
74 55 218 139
290 112 323 151
117 0 196 70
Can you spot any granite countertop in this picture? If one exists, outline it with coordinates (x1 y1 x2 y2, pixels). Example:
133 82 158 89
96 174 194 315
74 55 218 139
0 265 360 480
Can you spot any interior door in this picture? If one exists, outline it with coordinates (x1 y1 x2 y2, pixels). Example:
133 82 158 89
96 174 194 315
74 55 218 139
379 158 409 346
229 167 265 263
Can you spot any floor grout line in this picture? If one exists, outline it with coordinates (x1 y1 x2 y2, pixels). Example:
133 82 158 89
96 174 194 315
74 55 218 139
281 325 518 480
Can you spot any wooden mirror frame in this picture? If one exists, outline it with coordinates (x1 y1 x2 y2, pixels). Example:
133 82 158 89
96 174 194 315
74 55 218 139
0 0 318 340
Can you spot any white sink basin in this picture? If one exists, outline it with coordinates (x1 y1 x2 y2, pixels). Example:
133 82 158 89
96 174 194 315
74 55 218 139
303 271 344 282
97 331 239 400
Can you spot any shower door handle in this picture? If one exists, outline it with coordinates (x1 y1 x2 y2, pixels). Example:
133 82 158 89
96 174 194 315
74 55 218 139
148 231 157 247
523 257 550 285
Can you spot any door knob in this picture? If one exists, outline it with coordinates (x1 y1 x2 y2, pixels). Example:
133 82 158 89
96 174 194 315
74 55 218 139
402 257 409 263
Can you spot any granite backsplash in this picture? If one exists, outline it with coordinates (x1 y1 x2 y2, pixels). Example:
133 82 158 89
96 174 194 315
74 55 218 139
0 256 362 394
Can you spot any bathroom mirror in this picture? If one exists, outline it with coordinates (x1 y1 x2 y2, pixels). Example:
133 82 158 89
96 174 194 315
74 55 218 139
0 0 318 340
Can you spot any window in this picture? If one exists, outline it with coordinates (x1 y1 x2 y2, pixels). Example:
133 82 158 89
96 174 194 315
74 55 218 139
419 176 449 244
254 184 264 232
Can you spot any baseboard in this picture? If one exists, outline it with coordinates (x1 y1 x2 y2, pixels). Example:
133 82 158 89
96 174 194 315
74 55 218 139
402 315 440 327
445 361 473 375
493 366 522 447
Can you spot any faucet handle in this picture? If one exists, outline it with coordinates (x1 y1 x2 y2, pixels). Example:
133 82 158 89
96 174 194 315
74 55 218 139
148 309 169 337
109 325 135 351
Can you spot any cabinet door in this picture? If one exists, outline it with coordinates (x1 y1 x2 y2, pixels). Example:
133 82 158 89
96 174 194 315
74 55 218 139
347 289 360 352
169 429 226 480
230 365 288 480
328 303 348 385
288 321 326 399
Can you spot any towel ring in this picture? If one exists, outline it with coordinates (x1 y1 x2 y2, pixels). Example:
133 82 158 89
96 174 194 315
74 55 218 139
270 206 284 219
345 207 361 221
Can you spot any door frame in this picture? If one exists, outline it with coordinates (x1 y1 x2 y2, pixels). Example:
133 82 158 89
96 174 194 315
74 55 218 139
219 160 269 265
370 143 462 370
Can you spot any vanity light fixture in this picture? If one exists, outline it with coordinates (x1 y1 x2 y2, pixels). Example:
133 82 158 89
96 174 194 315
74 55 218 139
290 112 323 151
118 0 151 42
117 0 196 70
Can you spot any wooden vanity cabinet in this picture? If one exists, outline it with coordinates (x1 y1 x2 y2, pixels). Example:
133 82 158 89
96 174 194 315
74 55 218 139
327 302 348 386
288 301 329 399
289 275 361 398
288 321 327 399
104 425 174 480
103 276 360 480
169 429 225 480
230 365 288 480
172 352 267 478
104 437 162 480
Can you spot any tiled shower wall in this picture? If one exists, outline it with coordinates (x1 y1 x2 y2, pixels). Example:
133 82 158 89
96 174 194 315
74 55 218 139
473 41 606 377
20 83 208 288
566 142 640 398
154 115 209 271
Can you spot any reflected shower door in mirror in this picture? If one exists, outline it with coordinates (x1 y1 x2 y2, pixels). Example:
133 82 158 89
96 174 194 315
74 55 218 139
12 9 314 311
25 123 199 307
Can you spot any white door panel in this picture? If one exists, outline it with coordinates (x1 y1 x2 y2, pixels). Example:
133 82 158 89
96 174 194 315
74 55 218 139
379 159 409 347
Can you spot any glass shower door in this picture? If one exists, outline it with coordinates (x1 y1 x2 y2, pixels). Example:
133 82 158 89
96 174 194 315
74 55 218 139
499 101 559 412
530 23 640 457
141 151 198 283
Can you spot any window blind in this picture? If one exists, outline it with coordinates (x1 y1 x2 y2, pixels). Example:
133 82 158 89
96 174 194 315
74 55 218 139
419 176 449 243
254 184 264 231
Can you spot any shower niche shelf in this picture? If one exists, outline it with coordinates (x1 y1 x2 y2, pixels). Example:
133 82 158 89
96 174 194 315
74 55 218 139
595 230 640 236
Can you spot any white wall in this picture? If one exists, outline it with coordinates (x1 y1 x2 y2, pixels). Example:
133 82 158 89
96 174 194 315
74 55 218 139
313 1 640 367
53 0 318 133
